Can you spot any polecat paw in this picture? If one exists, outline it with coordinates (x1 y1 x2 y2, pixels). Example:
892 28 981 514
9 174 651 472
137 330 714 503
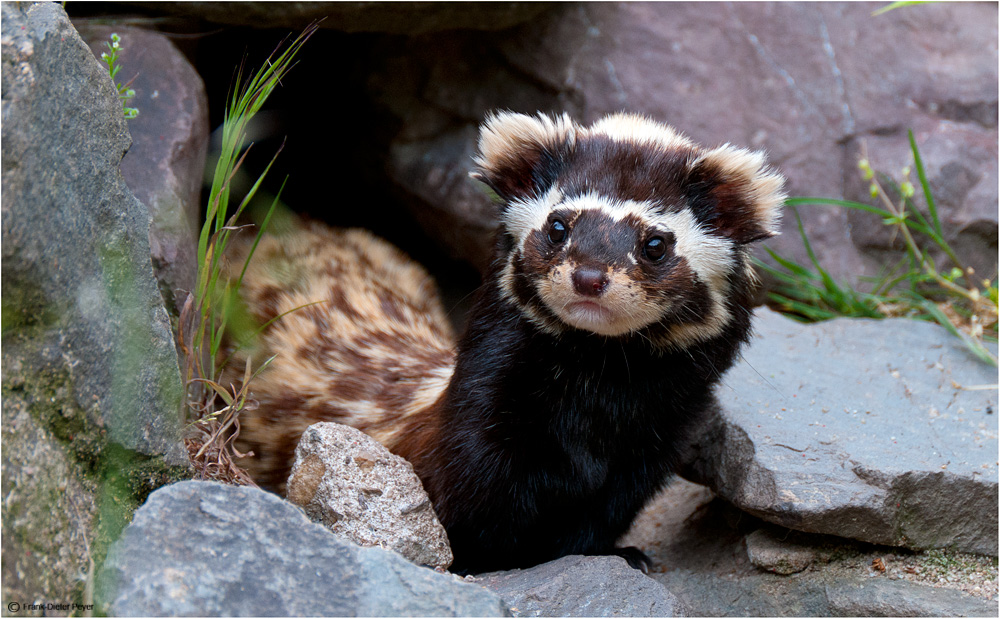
609 546 653 574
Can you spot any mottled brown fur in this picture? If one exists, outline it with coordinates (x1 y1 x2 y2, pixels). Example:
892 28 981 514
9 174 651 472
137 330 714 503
220 221 454 494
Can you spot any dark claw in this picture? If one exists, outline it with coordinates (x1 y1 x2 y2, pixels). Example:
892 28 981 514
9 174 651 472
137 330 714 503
611 546 653 574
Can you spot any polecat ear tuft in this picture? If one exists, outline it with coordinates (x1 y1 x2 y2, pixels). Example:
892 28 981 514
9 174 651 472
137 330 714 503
470 111 577 203
586 112 695 151
688 145 786 244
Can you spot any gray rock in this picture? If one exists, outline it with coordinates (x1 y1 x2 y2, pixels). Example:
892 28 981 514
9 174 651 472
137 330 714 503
78 24 209 317
825 578 998 617
633 490 836 617
627 483 997 617
374 2 997 283
745 529 821 575
476 555 688 617
389 128 499 273
96 480 506 617
1 0 185 462
683 309 998 554
131 2 554 34
1 1 187 605
842 118 998 282
1 394 98 609
286 423 453 569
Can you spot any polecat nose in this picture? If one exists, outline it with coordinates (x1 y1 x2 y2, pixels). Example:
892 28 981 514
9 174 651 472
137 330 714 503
572 268 609 297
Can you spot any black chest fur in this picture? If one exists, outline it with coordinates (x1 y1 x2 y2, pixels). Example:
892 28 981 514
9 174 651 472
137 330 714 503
429 287 740 574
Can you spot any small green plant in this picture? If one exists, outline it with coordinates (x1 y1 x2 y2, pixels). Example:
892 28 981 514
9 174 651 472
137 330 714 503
99 33 138 119
758 131 998 366
179 24 318 484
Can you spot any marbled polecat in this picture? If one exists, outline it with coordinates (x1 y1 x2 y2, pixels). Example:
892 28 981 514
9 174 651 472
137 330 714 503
224 112 785 574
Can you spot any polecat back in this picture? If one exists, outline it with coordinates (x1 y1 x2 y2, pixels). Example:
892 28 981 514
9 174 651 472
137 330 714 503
221 222 455 494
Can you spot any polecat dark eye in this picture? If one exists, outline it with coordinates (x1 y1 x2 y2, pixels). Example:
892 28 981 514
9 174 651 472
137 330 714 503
643 234 672 262
548 219 567 244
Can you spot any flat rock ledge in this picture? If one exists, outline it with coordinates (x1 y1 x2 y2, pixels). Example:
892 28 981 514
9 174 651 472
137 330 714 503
476 555 688 617
95 481 506 617
684 309 998 555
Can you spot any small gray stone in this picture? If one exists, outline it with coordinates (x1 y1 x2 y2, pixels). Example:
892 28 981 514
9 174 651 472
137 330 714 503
476 555 688 617
96 480 507 617
745 529 820 575
287 422 453 569
684 309 998 555
825 578 998 617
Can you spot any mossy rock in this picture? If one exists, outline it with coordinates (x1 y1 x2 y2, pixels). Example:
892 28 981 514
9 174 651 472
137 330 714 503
1 1 191 605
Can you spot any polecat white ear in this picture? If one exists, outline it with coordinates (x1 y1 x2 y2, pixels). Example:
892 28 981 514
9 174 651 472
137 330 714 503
470 111 577 202
687 144 786 244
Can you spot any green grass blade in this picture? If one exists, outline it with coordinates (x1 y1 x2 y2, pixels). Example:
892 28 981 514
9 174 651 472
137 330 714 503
791 194 939 239
202 145 253 274
227 141 286 229
909 130 942 238
767 293 842 321
790 206 846 300
872 270 919 298
915 298 997 366
786 196 892 219
192 378 235 407
192 23 318 388
762 247 819 281
872 1 930 16
217 301 325 371
880 174 933 231
236 176 289 292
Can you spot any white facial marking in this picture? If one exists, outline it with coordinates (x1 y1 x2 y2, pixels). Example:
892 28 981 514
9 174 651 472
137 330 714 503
504 184 563 248
557 192 660 226
501 188 743 339
555 193 736 291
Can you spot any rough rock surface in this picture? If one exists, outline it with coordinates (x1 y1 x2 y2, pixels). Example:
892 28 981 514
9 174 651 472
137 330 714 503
133 2 554 35
824 579 998 617
96 481 506 617
1 0 185 462
373 2 997 282
842 120 998 281
623 479 998 617
1 391 99 612
683 309 998 555
287 422 453 569
2 1 187 606
78 24 209 316
744 529 821 575
476 555 688 618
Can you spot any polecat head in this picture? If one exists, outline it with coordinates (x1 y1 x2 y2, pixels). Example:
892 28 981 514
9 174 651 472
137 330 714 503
471 111 786 350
